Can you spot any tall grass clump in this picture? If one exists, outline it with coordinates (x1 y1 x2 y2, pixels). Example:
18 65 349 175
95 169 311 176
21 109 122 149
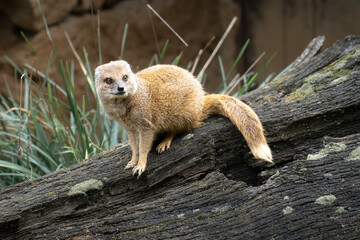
0 7 274 189
0 49 123 188
0 6 123 189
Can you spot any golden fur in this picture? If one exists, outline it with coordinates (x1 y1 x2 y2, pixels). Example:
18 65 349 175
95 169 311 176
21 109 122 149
95 60 272 177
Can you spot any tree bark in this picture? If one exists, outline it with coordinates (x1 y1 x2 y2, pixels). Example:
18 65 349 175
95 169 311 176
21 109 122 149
1 36 360 240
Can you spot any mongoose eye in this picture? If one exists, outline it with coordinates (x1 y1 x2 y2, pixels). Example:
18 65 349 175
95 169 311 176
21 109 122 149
122 74 128 81
104 78 113 85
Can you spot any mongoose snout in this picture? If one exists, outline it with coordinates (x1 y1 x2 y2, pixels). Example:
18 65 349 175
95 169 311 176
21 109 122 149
117 86 125 93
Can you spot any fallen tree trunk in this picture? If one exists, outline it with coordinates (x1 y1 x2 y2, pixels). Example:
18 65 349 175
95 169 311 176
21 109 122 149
1 35 359 240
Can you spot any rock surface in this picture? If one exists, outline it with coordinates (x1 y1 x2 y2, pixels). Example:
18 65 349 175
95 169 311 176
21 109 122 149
0 0 240 103
0 0 77 32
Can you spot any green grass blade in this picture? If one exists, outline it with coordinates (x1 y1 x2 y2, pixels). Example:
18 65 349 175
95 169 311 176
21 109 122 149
23 74 30 111
0 118 11 142
110 121 120 148
186 61 193 70
97 21 102 65
37 0 52 42
0 173 28 177
148 55 156 67
83 48 96 95
271 61 293 82
0 138 17 152
217 55 227 92
259 73 274 88
236 53 276 96
7 148 52 174
171 52 182 65
247 53 276 89
0 160 40 178
0 132 57 169
5 56 23 74
159 39 169 64
4 78 17 107
30 111 48 152
226 39 249 79
82 95 86 115
120 23 128 59
20 33 45 71
25 64 68 96
0 93 13 113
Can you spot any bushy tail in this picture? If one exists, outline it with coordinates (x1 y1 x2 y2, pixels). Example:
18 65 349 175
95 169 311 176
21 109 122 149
201 94 273 163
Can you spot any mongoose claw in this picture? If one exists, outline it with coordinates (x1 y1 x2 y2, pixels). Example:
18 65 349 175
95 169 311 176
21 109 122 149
156 139 172 154
125 161 136 169
156 143 167 154
132 165 146 178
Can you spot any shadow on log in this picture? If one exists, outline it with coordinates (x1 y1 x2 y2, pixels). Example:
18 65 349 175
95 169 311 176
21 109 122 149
1 36 360 239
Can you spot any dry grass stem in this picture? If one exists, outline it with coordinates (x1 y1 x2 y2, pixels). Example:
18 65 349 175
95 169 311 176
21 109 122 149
191 36 215 75
146 4 161 57
197 17 237 79
65 31 95 94
147 4 188 47
2 107 53 130
226 51 266 95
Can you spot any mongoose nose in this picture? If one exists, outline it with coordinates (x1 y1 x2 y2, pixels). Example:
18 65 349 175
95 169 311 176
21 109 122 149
117 86 125 92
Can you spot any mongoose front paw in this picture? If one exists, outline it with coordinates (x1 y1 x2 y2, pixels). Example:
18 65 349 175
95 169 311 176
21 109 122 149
132 165 146 178
125 161 136 169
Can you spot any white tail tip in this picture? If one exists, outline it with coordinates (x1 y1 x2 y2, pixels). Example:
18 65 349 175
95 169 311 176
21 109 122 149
252 143 273 163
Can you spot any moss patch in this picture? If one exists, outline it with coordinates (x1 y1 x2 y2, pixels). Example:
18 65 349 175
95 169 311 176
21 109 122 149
262 95 276 103
323 47 359 73
282 206 294 215
285 47 360 103
268 74 294 87
345 147 360 161
330 75 349 85
177 213 185 218
195 206 233 221
331 69 350 78
335 206 346 213
211 204 231 213
305 71 332 83
323 173 333 177
315 194 336 206
68 179 103 196
182 133 194 141
285 82 314 102
307 142 347 160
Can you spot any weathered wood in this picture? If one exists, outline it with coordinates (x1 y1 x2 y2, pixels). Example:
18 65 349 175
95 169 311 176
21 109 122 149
243 35 360 164
1 36 360 240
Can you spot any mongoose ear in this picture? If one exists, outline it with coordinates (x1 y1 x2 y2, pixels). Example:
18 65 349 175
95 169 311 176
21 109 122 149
118 60 132 73
94 66 104 83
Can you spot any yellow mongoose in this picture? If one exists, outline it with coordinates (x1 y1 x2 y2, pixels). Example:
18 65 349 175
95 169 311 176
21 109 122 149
95 60 272 177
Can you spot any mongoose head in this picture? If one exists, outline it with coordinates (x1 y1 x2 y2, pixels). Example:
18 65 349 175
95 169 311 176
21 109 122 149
95 60 138 101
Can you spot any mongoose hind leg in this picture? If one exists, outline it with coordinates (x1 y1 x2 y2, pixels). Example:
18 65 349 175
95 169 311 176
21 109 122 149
156 133 175 154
